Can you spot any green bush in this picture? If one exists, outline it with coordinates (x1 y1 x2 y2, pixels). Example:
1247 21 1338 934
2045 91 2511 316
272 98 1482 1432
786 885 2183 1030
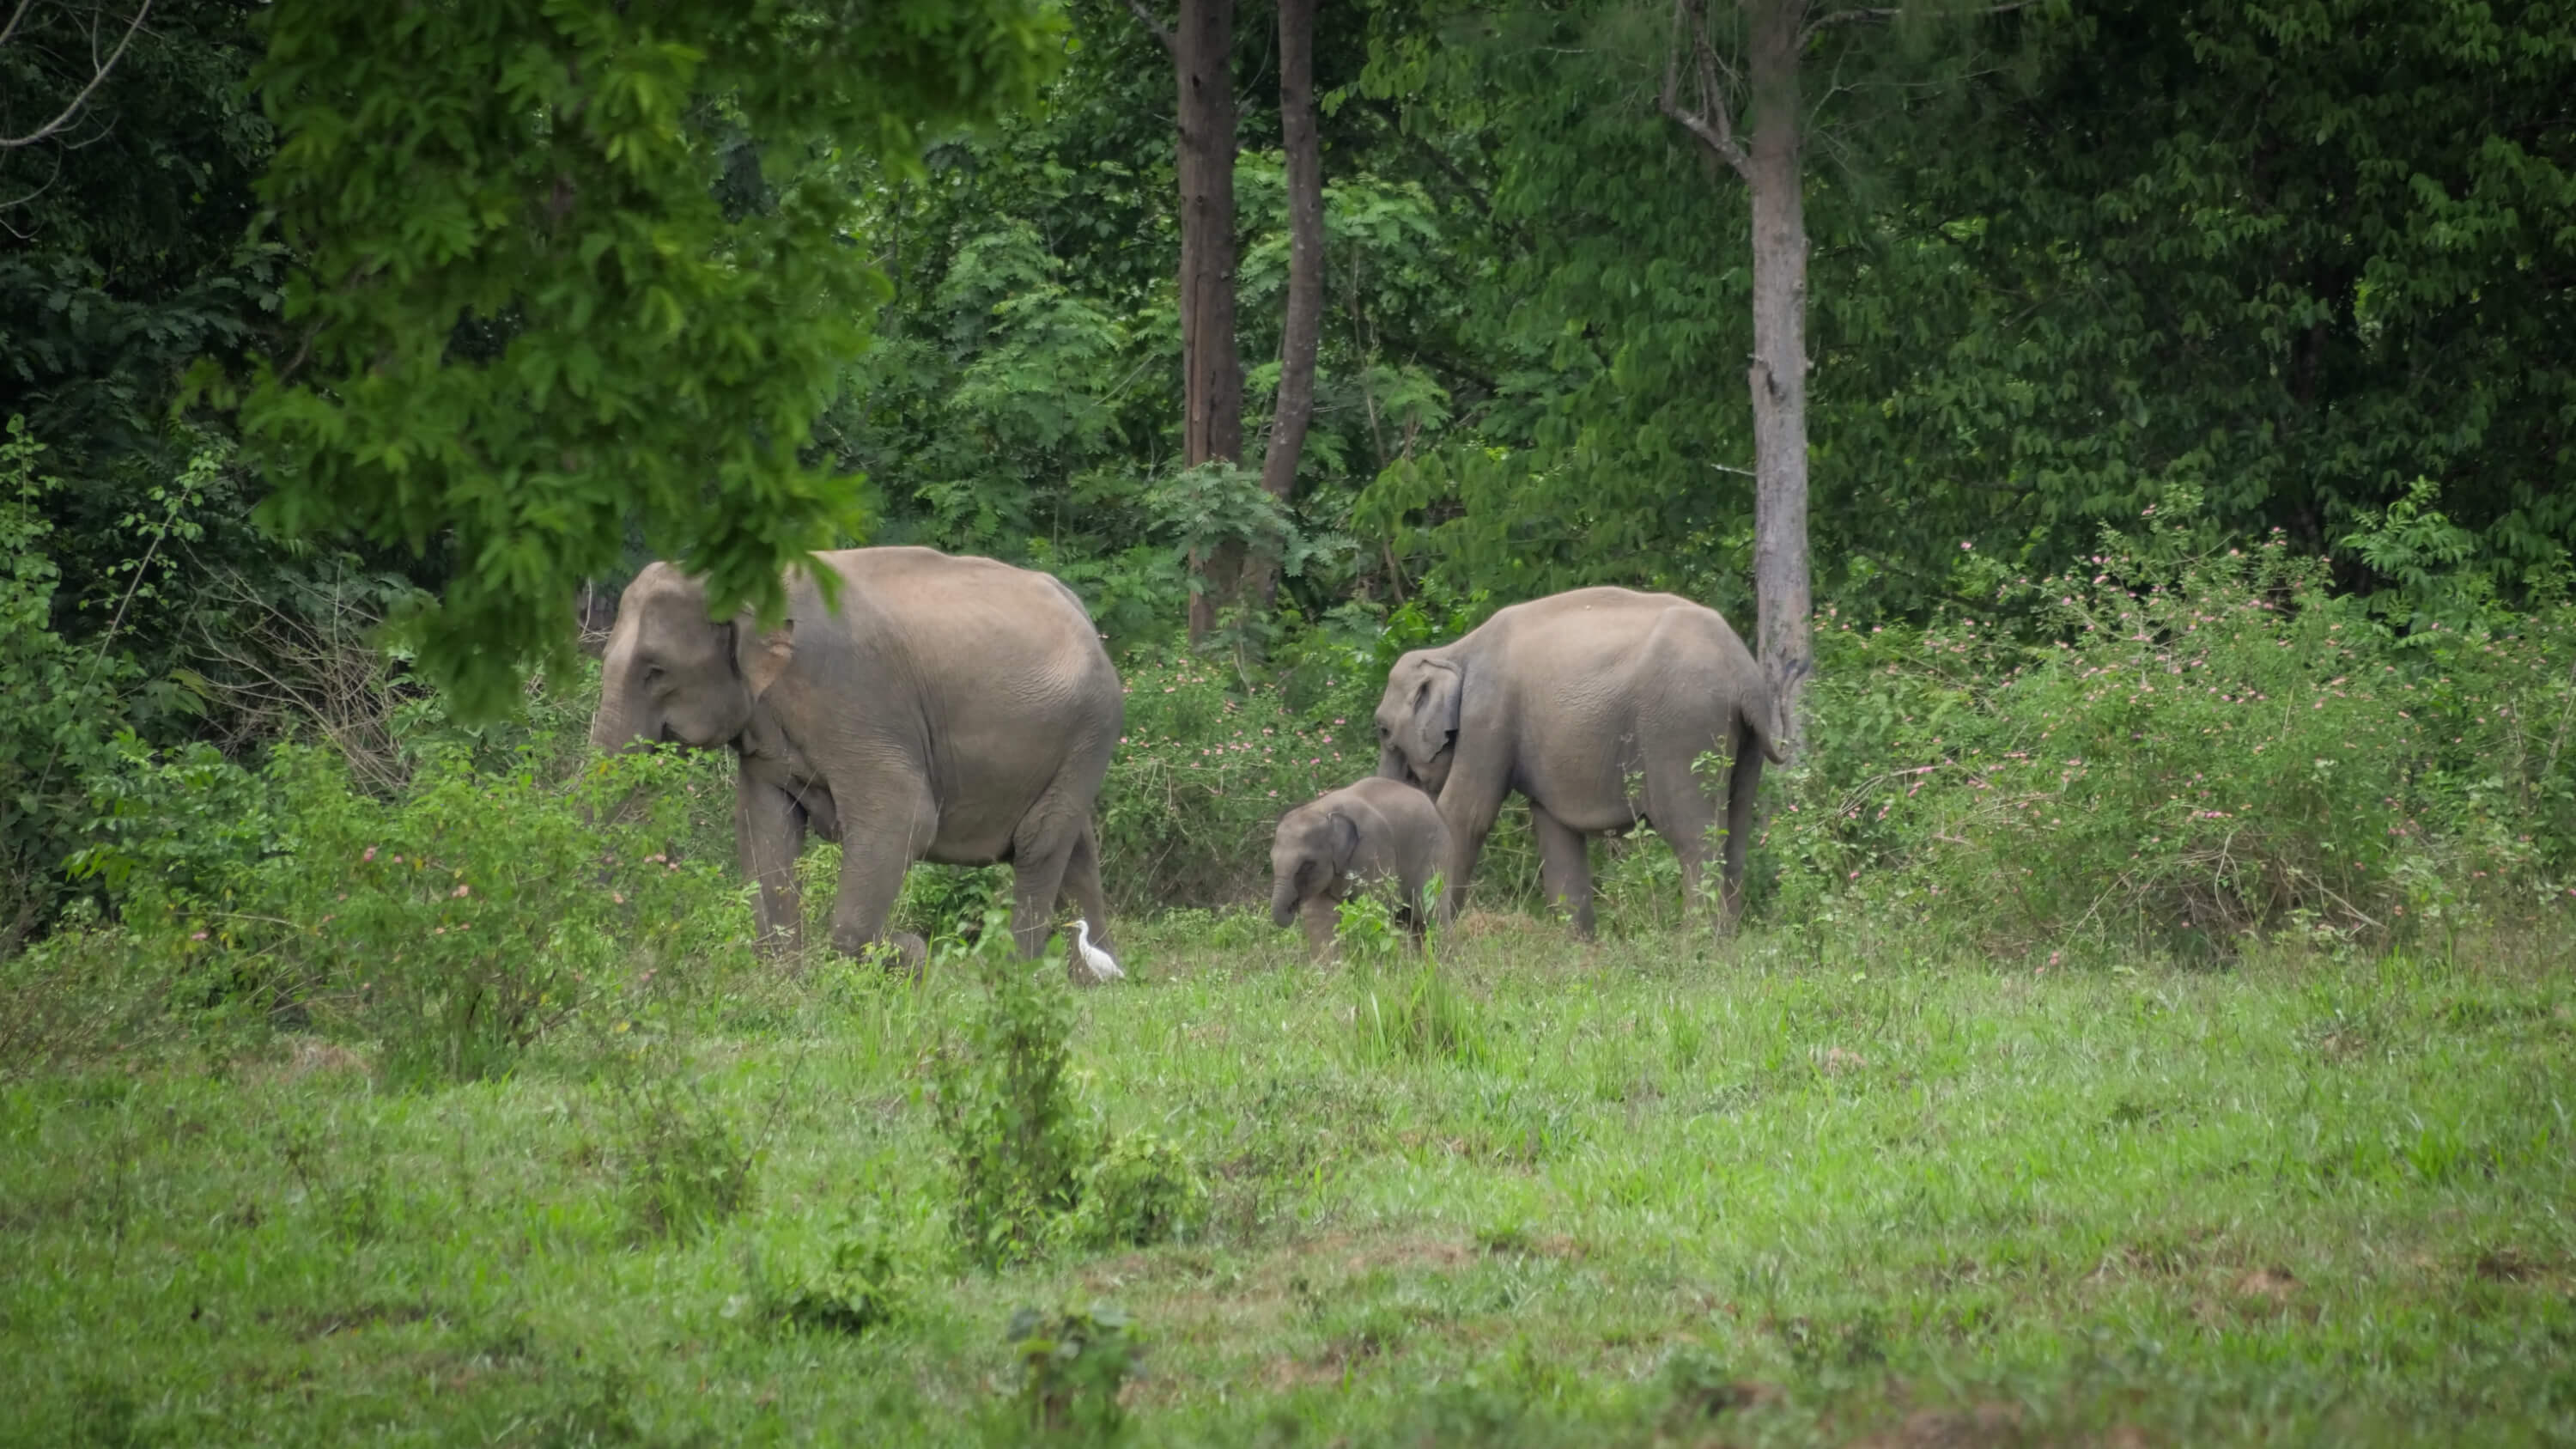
1103 612 1546 915
1771 502 2576 958
756 1216 914 1335
74 728 749 1081
1002 1303 1141 1446
1064 1130 1206 1251
1 420 142 952
1102 648 1378 909
605 1062 759 1242
933 910 1099 1267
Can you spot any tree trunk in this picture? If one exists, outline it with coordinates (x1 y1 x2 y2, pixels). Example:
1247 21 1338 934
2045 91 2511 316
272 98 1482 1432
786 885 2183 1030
1176 0 1242 642
1743 0 1813 756
1243 0 1325 612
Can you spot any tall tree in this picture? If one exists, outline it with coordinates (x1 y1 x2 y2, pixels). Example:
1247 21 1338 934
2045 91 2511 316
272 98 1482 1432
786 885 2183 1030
1244 0 1327 611
1657 0 1814 750
218 0 1063 716
1131 0 1246 640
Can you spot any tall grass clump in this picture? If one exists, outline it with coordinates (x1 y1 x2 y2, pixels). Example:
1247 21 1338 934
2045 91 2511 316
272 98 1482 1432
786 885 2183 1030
1343 892 1485 1067
1774 498 2575 958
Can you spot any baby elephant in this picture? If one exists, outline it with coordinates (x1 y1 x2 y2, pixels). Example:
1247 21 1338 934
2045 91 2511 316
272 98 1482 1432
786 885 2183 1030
1269 777 1452 959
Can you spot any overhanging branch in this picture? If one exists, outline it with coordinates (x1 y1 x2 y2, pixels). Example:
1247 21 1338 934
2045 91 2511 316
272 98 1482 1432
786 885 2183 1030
0 0 155 149
1659 0 1753 182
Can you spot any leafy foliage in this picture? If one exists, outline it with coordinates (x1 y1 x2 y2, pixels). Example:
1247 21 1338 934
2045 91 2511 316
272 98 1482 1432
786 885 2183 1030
77 727 748 1081
224 0 1067 715
1768 497 2576 958
932 910 1097 1267
1004 1302 1142 1446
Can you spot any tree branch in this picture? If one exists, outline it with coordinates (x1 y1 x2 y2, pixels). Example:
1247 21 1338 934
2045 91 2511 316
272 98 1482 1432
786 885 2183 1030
1659 0 1751 182
1799 0 2035 50
1123 0 1175 57
0 0 39 52
1 0 153 149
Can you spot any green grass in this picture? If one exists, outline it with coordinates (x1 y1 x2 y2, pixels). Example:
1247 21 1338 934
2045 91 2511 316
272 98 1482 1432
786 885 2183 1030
5 913 2573 1447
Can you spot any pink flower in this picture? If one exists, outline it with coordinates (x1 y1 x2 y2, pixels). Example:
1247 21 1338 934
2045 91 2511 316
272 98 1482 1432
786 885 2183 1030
190 930 209 941
362 846 378 862
452 884 470 898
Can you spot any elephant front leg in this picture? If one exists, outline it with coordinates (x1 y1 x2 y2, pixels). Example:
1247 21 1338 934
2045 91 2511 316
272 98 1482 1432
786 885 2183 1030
736 779 808 959
829 782 934 970
1299 893 1340 961
1532 805 1596 940
1432 764 1507 925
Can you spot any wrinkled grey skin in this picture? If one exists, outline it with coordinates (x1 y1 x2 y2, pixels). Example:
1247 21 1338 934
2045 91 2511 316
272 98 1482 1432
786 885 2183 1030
1375 586 1785 936
589 547 1121 965
1268 776 1452 959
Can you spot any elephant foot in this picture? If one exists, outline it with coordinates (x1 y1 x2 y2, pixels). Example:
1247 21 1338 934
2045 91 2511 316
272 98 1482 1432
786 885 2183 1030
846 931 927 978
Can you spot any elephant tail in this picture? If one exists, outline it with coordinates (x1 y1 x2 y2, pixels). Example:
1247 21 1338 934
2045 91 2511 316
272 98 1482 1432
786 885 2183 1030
1742 692 1789 766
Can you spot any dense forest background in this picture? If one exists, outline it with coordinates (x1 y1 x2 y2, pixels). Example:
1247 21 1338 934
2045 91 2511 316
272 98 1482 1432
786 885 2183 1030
4 0 2572 950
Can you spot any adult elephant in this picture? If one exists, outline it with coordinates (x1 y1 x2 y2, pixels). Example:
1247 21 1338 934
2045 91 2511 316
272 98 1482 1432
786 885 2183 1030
589 547 1121 965
1374 587 1785 936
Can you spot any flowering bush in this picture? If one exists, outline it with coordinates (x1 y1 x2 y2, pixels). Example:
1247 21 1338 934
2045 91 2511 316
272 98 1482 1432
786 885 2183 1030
1771 509 2575 958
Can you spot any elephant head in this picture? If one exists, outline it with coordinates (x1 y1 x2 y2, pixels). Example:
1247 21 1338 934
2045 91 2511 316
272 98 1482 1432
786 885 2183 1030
1374 651 1462 796
589 563 798 752
1270 805 1361 928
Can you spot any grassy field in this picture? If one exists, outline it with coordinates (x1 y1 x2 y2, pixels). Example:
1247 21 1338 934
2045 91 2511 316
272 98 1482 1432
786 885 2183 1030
4 911 2573 1447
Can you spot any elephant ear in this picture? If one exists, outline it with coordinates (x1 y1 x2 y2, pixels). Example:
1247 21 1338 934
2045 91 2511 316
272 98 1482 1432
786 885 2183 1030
733 612 797 700
1405 658 1463 768
1325 811 1361 870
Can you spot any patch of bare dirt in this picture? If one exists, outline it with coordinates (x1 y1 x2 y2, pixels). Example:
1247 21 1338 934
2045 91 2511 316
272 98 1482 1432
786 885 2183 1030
2472 1246 2543 1283
1818 1046 1871 1075
251 1037 370 1084
266 1300 443 1339
1852 1402 2026 1449
2233 1266 2299 1302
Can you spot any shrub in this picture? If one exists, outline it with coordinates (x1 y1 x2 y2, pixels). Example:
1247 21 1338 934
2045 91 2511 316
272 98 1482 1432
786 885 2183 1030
1003 1304 1142 1446
0 419 142 952
932 910 1099 1267
761 1217 913 1335
75 728 749 1081
606 1063 759 1242
1103 648 1377 908
1064 1130 1206 1250
1769 500 2576 957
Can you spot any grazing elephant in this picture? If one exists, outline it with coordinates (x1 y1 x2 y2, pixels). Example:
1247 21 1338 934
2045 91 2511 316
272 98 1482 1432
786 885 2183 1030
1374 586 1785 936
588 547 1121 965
1268 776 1452 959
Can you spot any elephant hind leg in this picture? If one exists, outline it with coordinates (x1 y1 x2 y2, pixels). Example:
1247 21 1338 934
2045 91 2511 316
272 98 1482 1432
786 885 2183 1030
1007 813 1082 960
1718 718 1767 925
1531 804 1596 941
1642 755 1721 930
1062 820 1113 953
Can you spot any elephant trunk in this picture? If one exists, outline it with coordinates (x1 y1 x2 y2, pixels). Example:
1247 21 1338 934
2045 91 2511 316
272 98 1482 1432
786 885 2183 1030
588 654 657 753
1270 875 1301 930
1377 743 1409 785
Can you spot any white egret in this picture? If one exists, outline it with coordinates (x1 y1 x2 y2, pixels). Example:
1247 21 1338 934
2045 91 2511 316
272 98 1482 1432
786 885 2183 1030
1071 919 1125 984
